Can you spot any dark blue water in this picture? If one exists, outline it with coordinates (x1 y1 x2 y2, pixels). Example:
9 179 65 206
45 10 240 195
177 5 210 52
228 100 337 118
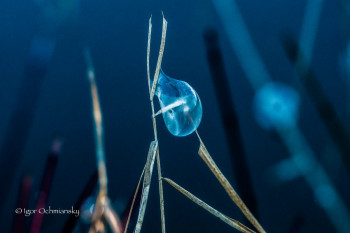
0 0 349 232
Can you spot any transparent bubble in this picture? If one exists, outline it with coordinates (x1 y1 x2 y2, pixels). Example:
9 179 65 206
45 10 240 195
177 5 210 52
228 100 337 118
253 82 300 130
154 70 202 137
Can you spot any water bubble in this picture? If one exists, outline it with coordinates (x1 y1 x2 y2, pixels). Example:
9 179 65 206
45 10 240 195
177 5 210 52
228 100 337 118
154 70 202 137
253 82 300 130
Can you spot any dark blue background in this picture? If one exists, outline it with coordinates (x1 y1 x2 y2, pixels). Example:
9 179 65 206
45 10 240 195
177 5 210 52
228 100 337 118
0 0 349 232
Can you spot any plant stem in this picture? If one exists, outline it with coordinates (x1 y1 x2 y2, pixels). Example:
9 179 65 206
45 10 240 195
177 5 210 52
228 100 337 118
163 177 256 233
195 131 266 233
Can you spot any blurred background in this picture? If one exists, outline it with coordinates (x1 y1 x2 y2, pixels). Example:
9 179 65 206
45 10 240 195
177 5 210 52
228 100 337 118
0 0 349 232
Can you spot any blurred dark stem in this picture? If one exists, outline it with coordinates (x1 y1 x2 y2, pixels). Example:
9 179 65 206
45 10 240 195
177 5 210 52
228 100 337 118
288 215 305 233
281 33 350 178
203 28 259 218
61 170 98 233
11 175 32 233
0 33 55 218
28 136 62 233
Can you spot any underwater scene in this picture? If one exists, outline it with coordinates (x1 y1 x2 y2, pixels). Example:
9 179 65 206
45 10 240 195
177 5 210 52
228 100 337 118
1 0 350 232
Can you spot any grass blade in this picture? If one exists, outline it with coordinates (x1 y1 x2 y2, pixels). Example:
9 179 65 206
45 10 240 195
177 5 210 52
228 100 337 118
123 167 145 233
134 140 158 233
196 132 265 233
163 178 256 233
150 14 168 100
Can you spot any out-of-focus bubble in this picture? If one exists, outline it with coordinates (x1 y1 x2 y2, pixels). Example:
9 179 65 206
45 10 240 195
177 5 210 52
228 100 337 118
253 82 300 130
80 196 96 224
